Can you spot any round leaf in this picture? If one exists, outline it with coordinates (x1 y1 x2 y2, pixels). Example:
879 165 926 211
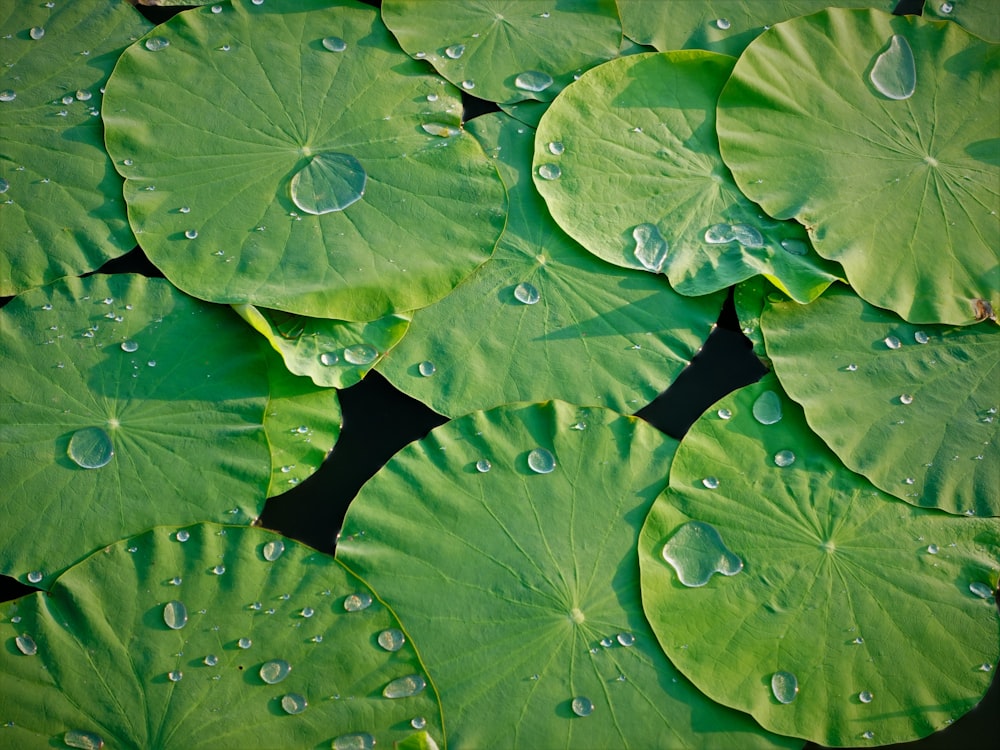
376 113 724 417
761 284 999 516
0 0 148 295
337 401 799 749
716 8 1000 325
533 51 843 302
102 0 506 320
0 274 272 586
0 523 443 748
381 0 622 105
639 375 1000 746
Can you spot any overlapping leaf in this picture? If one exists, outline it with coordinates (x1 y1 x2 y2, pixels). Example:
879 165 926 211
924 0 1000 43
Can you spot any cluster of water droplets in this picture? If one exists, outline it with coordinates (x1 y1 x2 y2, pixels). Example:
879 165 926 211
703 222 765 249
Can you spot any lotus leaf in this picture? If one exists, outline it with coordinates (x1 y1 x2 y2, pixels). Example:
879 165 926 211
533 51 844 302
0 274 272 587
0 524 443 748
381 0 622 105
924 0 1000 43
716 8 1000 325
337 401 800 749
0 0 148 295
102 0 506 320
761 284 999 516
376 113 724 418
638 374 1000 746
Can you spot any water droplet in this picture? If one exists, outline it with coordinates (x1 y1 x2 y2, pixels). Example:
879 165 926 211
290 152 366 215
262 539 285 561
730 223 765 248
67 427 114 469
0 90 16 102
211 564 226 575
15 634 37 655
903 477 915 485
547 141 565 155
870 35 916 100
616 632 635 647
29 26 45 40
715 18 731 30
771 671 799 704
779 238 809 256
204 654 218 666
461 80 475 90
538 163 561 180
631 223 669 272
383 674 427 698
295 425 309 434
333 733 375 750
883 335 902 349
410 716 427 729
281 693 307 714
144 37 169 52
211 4 223 12
717 408 732 420
969 581 994 599
978 663 993 672
852 637 865 645
63 729 104 749
773 450 796 467
168 576 182 586
514 281 540 305
704 223 734 244
858 690 873 704
571 696 594 717
939 2 954 13
661 521 743 586
914 331 929 344
752 390 782 425
260 659 291 684
445 44 465 59
344 592 373 611
120 340 139 353
377 628 406 651
475 458 492 473
168 670 183 682
862 730 875 740
418 360 436 377
61 94 75 105
899 393 914 405
846 363 858 371
184 229 198 240
163 600 188 630
701 476 720 489
926 544 939 554
421 122 461 137
515 70 553 92
527 448 556 474
600 636 614 648
26 570 43 584
175 530 190 542
322 36 347 52
426 92 438 102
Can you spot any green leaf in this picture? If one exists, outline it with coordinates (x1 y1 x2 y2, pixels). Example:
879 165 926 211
0 0 148 296
533 51 844 302
235 304 410 389
924 0 1000 43
337 401 799 749
638 374 1000 746
102 0 506 321
0 274 272 587
761 284 999 516
617 0 896 56
381 0 622 105
716 8 1000 325
0 523 443 749
376 113 724 417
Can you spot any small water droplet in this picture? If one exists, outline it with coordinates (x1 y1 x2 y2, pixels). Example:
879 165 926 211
144 37 169 52
175 530 190 542
870 35 916 100
547 141 565 155
852 637 865 645
322 36 347 52
343 344 377 366
899 393 914 405
281 693 307 714
168 670 183 682
702 476 720 489
661 521 743 586
771 671 798 704
515 70 553 92
290 152 366 215
445 43 465 59
475 458 492 473
29 26 45 40
211 4 223 12
752 390 782 425
63 729 104 750
344 592 373 611
0 90 16 102
884 335 901 349
383 674 427 698
714 18 731 30
858 690 873 704
862 731 875 740
260 659 291 684
15 634 37 655
163 600 188 630
67 427 114 469
779 238 809 256
926 544 939 554
299 607 314 618
211 564 226 575
237 637 252 649
903 477 915 485
846 363 858 371
184 229 198 239
461 80 475 90
939 1 954 13
410 716 427 729
377 628 406 651
168 576 182 586
333 733 375 750
426 92 438 102
969 581 994 599
773 450 796 467
571 696 594 716
914 331 929 344
262 539 285 561
538 163 561 180
527 448 556 474
204 654 218 666
616 632 635 647
631 223 669 272
415 360 437 378
26 570 44 584
514 281 540 305
978 663 993 672
599 636 614 648
120 340 138 353
717 408 732 420
422 122 461 137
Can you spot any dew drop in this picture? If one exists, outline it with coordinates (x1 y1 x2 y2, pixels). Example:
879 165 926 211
29 26 45 40
377 628 406 652
144 37 169 52
631 223 669 272
204 654 218 666
421 122 460 137
168 576 182 586
547 141 565 155
262 539 285 561
120 340 138 353
184 229 198 240
600 636 614 648
571 696 594 717
475 458 492 473
260 659 291 684
26 570 43 584
899 394 914 405
701 476 719 489
752 390 783 425
862 731 875 740
238 637 252 649
426 92 438 102
410 716 427 729
211 564 225 575
15 634 37 655
444 44 465 59
514 281 540 305
779 238 809 256
515 70 554 92
661 521 743 586
211 4 223 12
870 35 916 101
926 544 939 554
616 632 635 647
773 450 796 467
461 80 475 90
175 530 190 542
939 1 954 12
527 448 556 474
978 663 993 672
846 363 858 371
63 729 104 749
290 152 366 215
67 427 114 469
168 670 183 682
281 693 307 714
858 690 873 704
771 671 799 704
414 360 437 378
884 335 902 349
383 674 427 698
333 733 375 750
0 90 16 102
322 36 347 52
538 163 561 180
852 637 865 645
344 592 373 612
717 408 732 420
344 344 378 366
715 18 731 30
969 581 994 599
914 331 929 344
163 600 188 630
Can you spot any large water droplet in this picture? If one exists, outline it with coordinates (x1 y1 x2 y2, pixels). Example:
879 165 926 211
319 351 339 366
262 539 285 561
717 408 732 420
175 530 190 542
343 344 377 365
63 729 104 750
631 223 669 272
771 671 799 704
899 393 914 405
26 570 43 584
260 659 291 684
322 36 347 52
144 37 169 51
571 696 594 716
418 360 436 377
168 670 183 682
422 122 461 137
383 674 427 698
715 18 731 30
120 340 138 353
15 634 37 655
547 141 565 155
514 281 540 305
527 448 556 474
870 35 916 101
290 152 366 215
884 335 901 349
67 427 114 469
333 733 375 750
538 163 561 180
616 632 635 647
377 628 406 651
29 26 45 40
238 637 252 649
661 521 743 586
730 223 764 248
281 693 308 714
163 600 188 630
914 331 930 344
344 592 373 611
444 43 465 59
773 450 796 467
204 654 219 666
969 581 994 599
515 70 553 92
752 390 782 425
411 716 427 729
858 690 874 704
